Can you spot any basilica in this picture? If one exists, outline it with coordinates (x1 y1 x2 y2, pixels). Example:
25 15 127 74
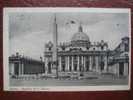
44 24 129 78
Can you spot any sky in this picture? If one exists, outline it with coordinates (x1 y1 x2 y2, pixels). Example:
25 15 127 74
9 12 130 60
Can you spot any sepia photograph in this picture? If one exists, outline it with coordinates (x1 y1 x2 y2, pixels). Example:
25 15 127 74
3 8 131 91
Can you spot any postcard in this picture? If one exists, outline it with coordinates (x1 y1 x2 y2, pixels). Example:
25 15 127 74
3 8 131 91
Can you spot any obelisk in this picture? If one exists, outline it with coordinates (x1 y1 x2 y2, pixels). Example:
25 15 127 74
52 14 58 78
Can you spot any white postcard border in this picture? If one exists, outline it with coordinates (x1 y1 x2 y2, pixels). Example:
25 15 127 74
3 7 131 91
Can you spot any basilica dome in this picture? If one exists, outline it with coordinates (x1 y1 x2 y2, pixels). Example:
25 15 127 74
71 25 90 42
71 31 90 42
70 25 90 48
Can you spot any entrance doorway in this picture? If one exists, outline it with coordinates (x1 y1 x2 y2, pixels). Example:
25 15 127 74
100 61 104 71
119 62 124 76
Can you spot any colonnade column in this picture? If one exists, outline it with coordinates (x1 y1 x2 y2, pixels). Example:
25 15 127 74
10 63 14 75
19 63 21 76
21 63 24 75
17 62 24 76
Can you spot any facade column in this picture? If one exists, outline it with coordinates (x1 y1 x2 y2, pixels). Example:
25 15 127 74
59 56 61 71
96 56 99 72
89 56 92 71
65 56 67 71
77 56 79 71
45 58 48 74
67 56 70 71
72 56 74 71
104 56 108 72
84 56 86 71
81 56 84 71
12 64 15 75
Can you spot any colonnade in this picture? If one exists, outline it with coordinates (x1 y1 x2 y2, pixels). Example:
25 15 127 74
9 62 24 76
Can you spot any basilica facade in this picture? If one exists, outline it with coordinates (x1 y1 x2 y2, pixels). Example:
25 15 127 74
44 25 111 77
